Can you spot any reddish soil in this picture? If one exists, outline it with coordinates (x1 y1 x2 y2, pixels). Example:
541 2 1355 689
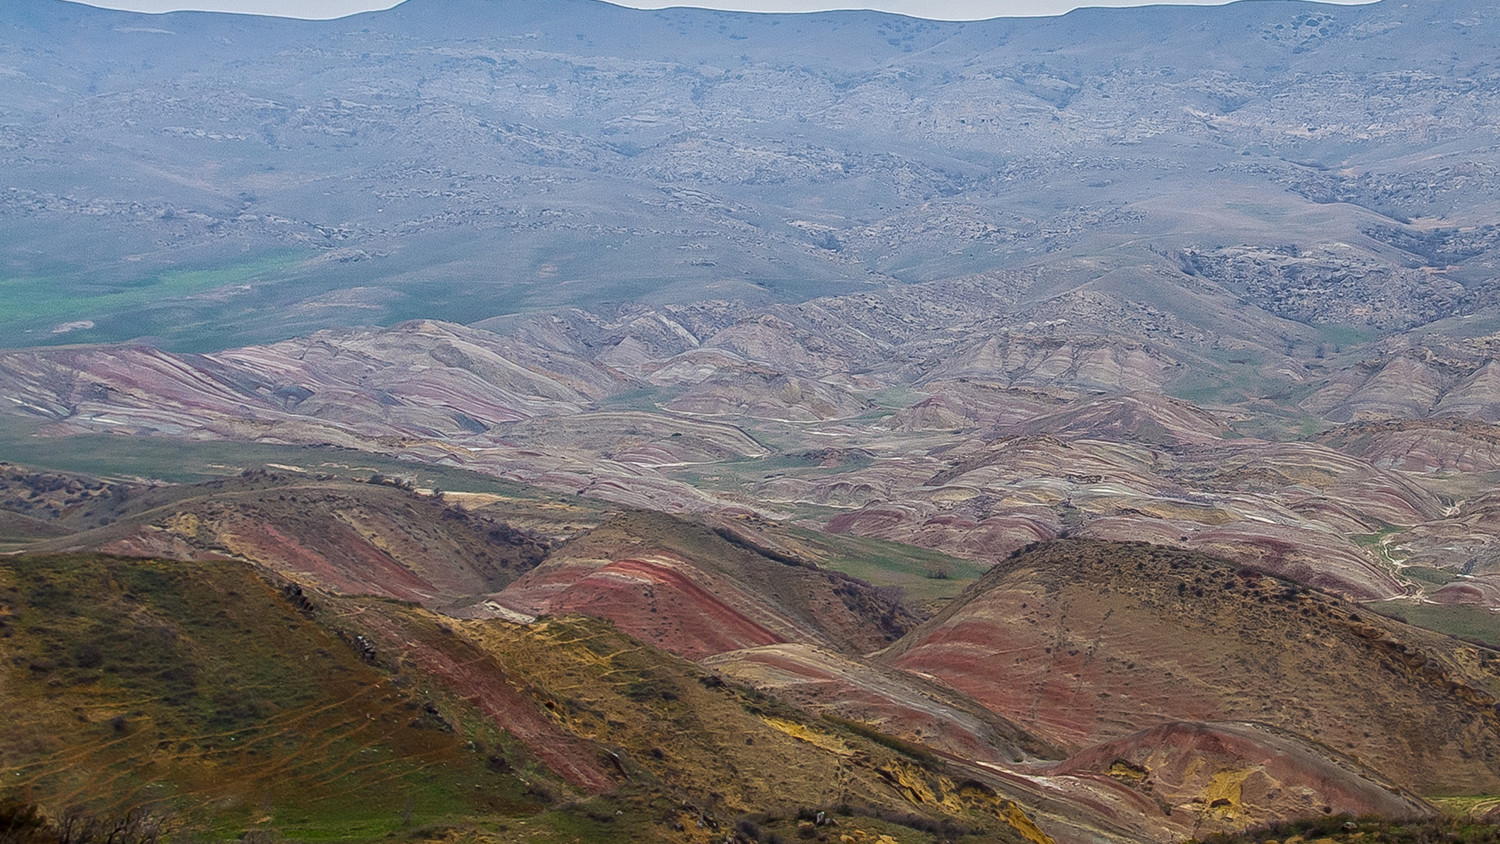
703 643 1054 765
881 540 1500 795
490 511 916 659
495 555 786 660
224 516 441 603
1050 721 1429 826
355 608 617 794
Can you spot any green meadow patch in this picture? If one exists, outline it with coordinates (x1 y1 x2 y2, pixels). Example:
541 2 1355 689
0 253 305 346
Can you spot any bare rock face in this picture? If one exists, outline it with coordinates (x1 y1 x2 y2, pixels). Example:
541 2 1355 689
498 410 768 465
817 433 1435 603
1001 393 1228 446
1178 245 1465 330
0 320 617 443
921 335 1175 394
703 314 855 378
888 383 1064 432
828 503 1062 561
1312 356 1458 422
8 288 1495 614
1435 360 1500 421
665 371 870 421
1306 347 1500 423
491 552 793 660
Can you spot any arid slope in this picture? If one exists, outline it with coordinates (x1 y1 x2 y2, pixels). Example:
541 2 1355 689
881 540 1500 795
487 510 917 659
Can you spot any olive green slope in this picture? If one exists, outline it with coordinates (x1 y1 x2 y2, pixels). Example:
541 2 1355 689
0 552 1054 844
0 553 550 841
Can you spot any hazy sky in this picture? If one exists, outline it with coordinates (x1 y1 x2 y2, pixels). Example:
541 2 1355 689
64 0 1379 21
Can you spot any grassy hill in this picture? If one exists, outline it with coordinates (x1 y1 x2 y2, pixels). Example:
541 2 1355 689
0 553 549 841
0 551 1055 843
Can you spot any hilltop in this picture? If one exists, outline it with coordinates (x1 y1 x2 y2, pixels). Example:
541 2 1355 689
881 539 1500 795
5 469 1494 843
5 0 1500 839
4 0 1500 620
0 551 1065 843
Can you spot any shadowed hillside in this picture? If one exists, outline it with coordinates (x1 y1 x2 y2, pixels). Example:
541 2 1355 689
488 509 919 657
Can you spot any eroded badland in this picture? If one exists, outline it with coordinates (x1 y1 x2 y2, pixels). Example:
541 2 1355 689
4 0 1500 841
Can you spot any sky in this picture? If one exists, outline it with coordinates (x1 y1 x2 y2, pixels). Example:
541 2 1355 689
63 0 1380 21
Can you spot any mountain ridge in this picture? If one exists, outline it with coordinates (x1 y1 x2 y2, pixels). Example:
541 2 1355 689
7 0 1500 837
5 0 1500 350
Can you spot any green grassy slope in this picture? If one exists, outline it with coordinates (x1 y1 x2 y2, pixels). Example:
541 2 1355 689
0 551 1052 844
0 554 550 841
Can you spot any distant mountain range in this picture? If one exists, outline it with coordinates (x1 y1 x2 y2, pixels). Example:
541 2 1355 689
4 1 1500 841
2 0 1497 349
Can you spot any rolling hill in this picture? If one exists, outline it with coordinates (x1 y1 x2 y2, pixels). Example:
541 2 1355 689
6 0 1500 839
4 469 1491 843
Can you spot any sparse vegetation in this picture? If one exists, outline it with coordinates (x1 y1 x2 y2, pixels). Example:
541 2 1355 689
1370 603 1500 650
821 715 938 765
5 2 1500 842
782 527 985 608
0 554 550 841
1190 814 1500 844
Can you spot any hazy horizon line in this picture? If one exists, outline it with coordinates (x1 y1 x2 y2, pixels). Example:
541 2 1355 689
58 0 1383 23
